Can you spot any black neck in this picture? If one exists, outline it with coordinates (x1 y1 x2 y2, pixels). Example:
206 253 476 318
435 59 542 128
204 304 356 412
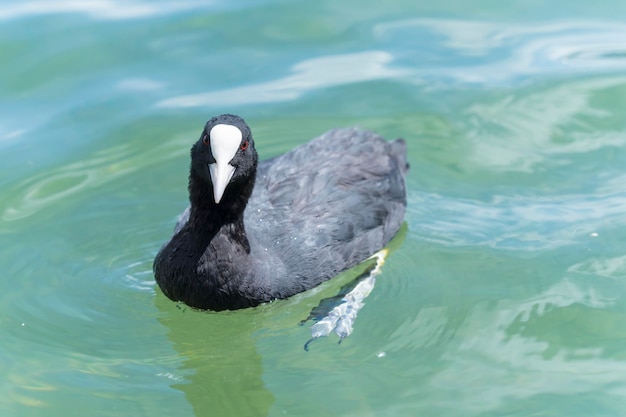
186 170 256 251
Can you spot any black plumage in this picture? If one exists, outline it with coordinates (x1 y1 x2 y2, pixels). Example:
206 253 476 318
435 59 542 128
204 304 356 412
154 114 408 311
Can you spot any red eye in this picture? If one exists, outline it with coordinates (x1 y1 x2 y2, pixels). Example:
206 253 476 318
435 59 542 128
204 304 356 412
240 140 249 151
202 134 209 145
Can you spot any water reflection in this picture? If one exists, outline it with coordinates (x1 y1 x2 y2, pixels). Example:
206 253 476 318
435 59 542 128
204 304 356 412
155 295 275 417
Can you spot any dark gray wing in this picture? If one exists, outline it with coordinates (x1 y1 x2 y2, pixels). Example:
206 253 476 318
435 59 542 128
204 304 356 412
245 128 407 293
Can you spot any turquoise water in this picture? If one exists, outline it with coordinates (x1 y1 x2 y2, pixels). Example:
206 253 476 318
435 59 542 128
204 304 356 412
3 0 626 415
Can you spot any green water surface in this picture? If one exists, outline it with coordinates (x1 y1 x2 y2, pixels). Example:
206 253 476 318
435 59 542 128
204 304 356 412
2 0 626 416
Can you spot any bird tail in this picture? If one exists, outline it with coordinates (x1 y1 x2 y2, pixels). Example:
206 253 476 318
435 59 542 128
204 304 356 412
391 138 409 174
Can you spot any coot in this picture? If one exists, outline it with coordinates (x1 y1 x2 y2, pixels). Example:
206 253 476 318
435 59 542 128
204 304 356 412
154 114 408 311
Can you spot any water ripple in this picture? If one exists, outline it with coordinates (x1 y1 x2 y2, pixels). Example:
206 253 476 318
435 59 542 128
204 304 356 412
157 51 407 108
410 190 626 251
375 19 626 82
461 76 626 172
0 0 211 21
0 134 188 224
426 277 625 414
568 255 626 280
